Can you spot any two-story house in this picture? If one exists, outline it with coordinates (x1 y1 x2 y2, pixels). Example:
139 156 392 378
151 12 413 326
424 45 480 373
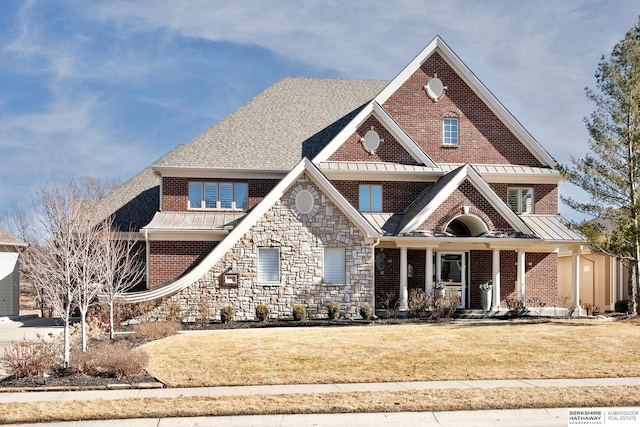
95 36 584 320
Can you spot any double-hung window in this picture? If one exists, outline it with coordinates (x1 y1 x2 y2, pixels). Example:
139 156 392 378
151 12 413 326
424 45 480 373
507 187 534 214
188 182 248 210
258 248 280 283
359 184 382 212
323 248 345 283
443 118 459 145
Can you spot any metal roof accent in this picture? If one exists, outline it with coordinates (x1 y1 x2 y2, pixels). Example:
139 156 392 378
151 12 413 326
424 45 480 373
143 212 245 232
318 162 437 173
362 213 404 235
520 215 584 242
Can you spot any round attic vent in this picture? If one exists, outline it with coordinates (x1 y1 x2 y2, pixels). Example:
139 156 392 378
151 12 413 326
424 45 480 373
363 129 381 153
295 189 315 214
425 77 445 101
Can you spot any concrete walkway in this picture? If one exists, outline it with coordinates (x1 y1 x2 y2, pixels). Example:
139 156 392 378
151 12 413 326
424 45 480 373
1 377 640 403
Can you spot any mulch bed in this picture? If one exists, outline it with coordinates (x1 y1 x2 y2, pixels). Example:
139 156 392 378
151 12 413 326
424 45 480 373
0 370 159 390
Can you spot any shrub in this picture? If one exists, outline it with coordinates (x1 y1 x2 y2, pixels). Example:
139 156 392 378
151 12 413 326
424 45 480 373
326 301 340 320
408 289 428 317
255 303 270 321
505 293 526 316
220 305 234 323
133 321 181 340
615 300 631 313
359 304 372 320
69 341 148 378
292 304 306 321
2 335 60 378
429 294 460 322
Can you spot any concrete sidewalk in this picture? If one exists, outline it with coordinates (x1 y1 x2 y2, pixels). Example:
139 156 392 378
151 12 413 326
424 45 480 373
1 408 572 427
1 376 639 403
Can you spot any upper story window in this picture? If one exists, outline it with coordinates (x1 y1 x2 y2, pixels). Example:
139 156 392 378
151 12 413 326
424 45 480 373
359 184 382 212
443 118 459 145
188 182 248 210
507 187 534 214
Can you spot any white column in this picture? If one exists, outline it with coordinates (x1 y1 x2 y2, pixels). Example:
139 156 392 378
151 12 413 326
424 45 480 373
571 248 581 310
399 247 408 311
426 248 434 306
517 250 526 303
492 248 501 309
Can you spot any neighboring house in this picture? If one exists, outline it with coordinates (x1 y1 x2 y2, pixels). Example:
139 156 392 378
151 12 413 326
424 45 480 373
97 36 585 320
0 227 27 317
558 249 628 314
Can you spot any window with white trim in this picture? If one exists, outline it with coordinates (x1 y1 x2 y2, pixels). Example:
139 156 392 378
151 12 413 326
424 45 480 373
324 247 345 283
258 248 280 283
358 184 382 212
188 182 248 210
507 187 534 214
443 118 459 145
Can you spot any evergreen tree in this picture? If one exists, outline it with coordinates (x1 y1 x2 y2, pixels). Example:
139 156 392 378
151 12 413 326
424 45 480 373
563 19 640 314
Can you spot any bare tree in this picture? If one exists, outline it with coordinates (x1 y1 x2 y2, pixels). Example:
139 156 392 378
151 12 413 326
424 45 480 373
21 181 87 367
95 217 145 339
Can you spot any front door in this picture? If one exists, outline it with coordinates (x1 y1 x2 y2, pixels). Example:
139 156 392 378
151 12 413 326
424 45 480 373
437 252 467 308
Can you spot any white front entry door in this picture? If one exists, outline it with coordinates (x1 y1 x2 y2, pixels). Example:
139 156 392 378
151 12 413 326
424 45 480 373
438 252 466 308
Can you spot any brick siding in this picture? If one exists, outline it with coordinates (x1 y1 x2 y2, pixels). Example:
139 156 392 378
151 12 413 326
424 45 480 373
383 52 543 166
148 240 218 287
162 177 280 212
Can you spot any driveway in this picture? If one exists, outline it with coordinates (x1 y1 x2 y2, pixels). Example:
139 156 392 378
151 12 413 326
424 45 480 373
0 316 64 378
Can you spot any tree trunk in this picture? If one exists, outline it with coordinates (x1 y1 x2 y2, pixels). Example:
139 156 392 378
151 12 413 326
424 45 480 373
80 308 87 352
109 300 115 340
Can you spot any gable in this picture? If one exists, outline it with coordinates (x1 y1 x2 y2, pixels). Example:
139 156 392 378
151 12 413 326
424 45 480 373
328 115 421 164
416 180 511 233
382 51 542 166
398 165 531 235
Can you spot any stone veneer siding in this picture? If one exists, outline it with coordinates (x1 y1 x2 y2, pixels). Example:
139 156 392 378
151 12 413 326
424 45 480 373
154 174 374 321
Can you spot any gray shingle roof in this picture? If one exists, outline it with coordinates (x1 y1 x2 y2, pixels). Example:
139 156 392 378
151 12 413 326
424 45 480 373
153 77 388 170
94 77 388 231
0 227 27 247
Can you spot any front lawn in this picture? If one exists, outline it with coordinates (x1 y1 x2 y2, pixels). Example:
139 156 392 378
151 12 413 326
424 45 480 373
141 319 640 387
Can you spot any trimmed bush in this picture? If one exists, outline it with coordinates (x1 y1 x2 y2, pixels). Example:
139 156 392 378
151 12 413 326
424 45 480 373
359 304 372 320
220 305 234 323
2 335 60 378
255 303 270 321
408 288 428 317
326 301 340 320
69 341 148 378
133 321 181 340
292 304 306 321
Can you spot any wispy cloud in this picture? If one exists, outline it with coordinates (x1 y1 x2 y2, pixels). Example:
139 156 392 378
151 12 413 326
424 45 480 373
0 0 639 220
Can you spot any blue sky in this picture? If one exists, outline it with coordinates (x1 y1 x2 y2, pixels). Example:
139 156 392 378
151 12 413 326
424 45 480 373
0 0 638 222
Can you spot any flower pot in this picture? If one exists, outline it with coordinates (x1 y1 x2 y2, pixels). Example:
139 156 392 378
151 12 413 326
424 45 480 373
481 288 492 310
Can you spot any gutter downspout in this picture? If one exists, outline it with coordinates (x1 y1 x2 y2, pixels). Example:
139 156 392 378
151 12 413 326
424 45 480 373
144 229 150 290
372 237 380 312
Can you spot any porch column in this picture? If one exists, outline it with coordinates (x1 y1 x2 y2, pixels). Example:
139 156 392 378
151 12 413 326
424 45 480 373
517 250 526 303
399 247 408 311
426 248 434 306
492 248 501 309
571 248 581 311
